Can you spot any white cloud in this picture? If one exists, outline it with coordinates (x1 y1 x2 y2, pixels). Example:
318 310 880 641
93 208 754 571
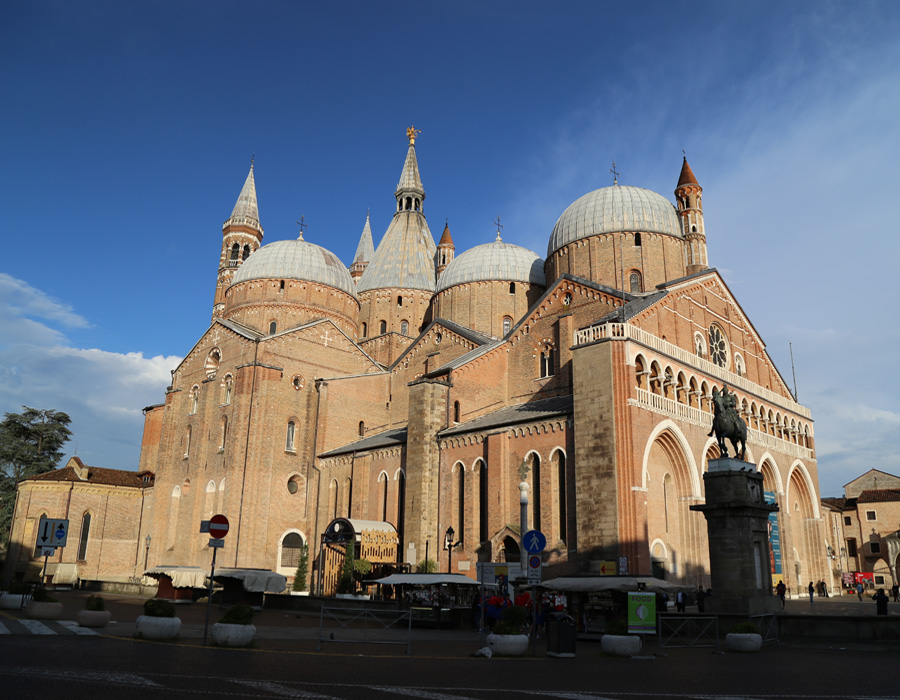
0 274 180 470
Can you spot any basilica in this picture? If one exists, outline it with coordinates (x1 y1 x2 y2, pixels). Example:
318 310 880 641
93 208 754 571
5 128 829 596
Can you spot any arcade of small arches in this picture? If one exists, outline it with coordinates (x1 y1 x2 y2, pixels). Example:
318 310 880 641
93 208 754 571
633 352 812 448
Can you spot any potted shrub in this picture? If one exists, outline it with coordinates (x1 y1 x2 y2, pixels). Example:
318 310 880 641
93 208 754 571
487 604 529 656
211 603 256 647
0 582 29 610
600 616 642 656
28 586 64 620
725 621 762 652
77 594 112 628
291 543 309 595
136 598 181 640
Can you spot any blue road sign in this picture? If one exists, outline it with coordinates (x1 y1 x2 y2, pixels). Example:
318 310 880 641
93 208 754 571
523 530 546 554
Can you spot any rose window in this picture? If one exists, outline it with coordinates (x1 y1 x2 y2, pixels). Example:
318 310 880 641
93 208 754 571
707 325 729 368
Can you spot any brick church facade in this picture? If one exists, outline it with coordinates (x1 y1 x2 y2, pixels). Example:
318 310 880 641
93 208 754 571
5 129 829 594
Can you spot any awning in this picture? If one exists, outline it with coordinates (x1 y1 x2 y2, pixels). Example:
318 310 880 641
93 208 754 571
52 563 79 584
368 573 482 586
213 568 287 593
143 566 208 589
539 576 688 593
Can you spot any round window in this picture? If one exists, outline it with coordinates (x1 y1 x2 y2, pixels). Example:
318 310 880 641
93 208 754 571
287 476 301 494
707 324 729 368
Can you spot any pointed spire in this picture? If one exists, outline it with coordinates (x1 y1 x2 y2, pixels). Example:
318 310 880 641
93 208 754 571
395 126 425 197
225 161 261 231
438 220 454 247
677 156 699 188
353 211 375 265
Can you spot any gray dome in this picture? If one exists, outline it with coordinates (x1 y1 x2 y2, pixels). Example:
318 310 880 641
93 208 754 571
547 185 681 257
436 238 545 292
233 238 357 297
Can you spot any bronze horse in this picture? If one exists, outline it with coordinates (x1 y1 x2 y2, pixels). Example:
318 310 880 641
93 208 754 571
708 386 747 460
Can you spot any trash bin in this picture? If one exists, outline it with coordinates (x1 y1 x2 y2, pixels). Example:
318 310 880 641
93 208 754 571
546 612 576 657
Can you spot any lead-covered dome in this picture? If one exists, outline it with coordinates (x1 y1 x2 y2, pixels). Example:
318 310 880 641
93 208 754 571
436 237 545 292
547 185 681 257
233 237 357 297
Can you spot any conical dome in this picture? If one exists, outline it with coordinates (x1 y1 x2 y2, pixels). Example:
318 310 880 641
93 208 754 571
233 237 357 297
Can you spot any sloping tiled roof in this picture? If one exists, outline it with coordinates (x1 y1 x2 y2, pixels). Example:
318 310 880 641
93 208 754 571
439 395 573 437
28 460 149 488
319 427 408 459
820 497 849 510
858 489 900 503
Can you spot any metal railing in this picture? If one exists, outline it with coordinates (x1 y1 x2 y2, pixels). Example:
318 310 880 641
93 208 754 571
658 614 720 650
749 613 779 644
317 607 413 654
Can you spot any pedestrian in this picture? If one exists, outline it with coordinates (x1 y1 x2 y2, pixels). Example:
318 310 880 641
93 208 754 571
856 581 864 601
808 581 814 605
873 588 889 616
892 584 899 603
776 580 786 609
696 585 706 613
676 591 685 613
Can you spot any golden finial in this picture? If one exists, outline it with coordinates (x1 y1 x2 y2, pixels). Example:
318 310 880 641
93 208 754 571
406 125 421 145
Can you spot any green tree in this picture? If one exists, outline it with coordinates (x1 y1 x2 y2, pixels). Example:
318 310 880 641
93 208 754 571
416 558 437 573
0 407 72 545
292 542 309 592
336 540 356 594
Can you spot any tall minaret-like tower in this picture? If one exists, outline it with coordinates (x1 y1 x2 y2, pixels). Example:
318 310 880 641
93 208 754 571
436 220 455 276
676 156 707 276
349 211 375 283
212 163 264 320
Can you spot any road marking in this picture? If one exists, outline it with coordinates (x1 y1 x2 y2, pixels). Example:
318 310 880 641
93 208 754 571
231 679 339 699
58 620 100 635
0 667 160 687
370 687 481 700
0 623 8 634
19 619 56 635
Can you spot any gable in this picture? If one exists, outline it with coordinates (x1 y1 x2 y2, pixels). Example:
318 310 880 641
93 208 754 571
263 318 383 377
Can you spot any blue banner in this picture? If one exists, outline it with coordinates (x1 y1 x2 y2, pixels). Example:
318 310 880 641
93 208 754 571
765 491 782 575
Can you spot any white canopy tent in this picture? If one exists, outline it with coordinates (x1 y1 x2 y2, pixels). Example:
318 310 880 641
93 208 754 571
368 573 483 586
539 576 689 593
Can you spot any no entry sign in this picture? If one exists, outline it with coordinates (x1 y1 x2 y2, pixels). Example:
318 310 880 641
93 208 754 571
208 514 229 539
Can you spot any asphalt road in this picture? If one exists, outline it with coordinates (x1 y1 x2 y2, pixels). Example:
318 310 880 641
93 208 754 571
1 634 898 700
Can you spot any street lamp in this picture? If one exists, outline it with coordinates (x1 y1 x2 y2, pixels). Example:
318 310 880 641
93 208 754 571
445 527 460 574
144 534 151 571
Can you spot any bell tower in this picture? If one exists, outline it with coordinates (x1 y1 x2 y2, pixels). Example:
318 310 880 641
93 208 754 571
213 162 264 320
675 156 707 276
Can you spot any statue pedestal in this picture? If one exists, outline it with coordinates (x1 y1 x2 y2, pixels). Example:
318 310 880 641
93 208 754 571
691 459 778 616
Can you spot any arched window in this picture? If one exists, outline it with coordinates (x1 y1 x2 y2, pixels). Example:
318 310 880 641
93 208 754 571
361 322 368 338
457 464 465 545
634 233 642 246
502 316 512 335
629 271 642 293
555 451 567 543
379 320 387 334
540 347 555 378
358 421 365 437
189 386 199 415
285 421 296 452
509 282 516 294
281 533 304 569
405 197 412 210
230 243 240 260
454 401 461 423
223 375 233 405
269 320 277 334
242 245 251 260
77 512 91 560
279 280 285 292
183 426 191 458
219 416 227 450
378 473 388 521
400 320 409 335
397 295 403 307
477 461 488 543
527 452 542 531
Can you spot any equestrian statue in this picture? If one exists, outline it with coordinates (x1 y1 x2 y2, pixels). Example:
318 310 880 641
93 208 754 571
708 384 747 460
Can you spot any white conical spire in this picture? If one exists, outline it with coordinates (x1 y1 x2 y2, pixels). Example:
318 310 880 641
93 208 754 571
395 126 424 197
352 211 375 265
224 162 261 230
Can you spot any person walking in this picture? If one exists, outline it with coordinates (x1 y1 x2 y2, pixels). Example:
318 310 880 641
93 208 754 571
676 591 685 613
873 588 889 616
856 581 865 601
808 581 815 605
696 586 706 613
891 583 899 603
776 580 786 609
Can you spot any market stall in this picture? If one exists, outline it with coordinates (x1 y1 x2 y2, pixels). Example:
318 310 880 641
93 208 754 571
368 573 483 628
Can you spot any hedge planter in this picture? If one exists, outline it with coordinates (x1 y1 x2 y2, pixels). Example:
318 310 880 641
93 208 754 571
0 593 28 610
486 633 529 657
28 602 64 620
601 634 642 656
77 610 112 628
725 632 762 652
211 623 256 647
136 615 181 640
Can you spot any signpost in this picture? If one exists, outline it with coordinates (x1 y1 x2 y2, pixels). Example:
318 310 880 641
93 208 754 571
596 560 616 575
527 554 542 584
37 517 68 584
203 514 229 645
627 591 657 634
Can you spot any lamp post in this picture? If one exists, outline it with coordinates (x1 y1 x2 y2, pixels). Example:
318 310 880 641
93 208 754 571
445 527 460 574
144 534 151 571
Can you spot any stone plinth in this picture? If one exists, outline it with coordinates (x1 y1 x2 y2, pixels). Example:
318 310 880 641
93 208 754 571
691 458 778 616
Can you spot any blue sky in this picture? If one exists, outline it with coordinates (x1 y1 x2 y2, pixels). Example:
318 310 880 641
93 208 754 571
2 1 898 497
